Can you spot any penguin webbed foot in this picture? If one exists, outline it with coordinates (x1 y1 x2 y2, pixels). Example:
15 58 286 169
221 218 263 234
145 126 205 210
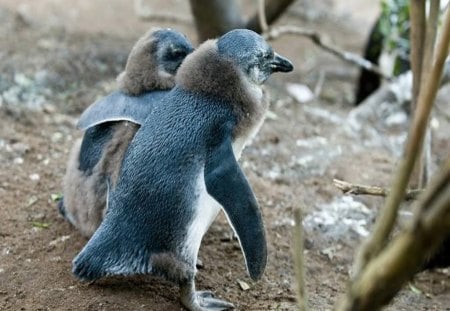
180 283 234 311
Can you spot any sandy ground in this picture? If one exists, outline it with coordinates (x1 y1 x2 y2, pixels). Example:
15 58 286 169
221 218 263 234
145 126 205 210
0 1 449 310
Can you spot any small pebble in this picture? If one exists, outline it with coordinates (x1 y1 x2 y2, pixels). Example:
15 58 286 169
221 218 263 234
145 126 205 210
13 157 24 164
29 174 40 181
237 279 250 291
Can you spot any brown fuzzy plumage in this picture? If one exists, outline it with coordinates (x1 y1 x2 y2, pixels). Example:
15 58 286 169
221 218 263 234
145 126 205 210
62 139 106 237
117 29 175 95
176 40 268 139
62 122 139 237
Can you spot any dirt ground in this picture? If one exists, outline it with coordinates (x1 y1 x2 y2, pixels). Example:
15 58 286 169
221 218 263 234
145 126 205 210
0 1 449 310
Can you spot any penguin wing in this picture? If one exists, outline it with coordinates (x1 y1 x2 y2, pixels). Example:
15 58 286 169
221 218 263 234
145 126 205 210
204 131 267 281
76 91 166 130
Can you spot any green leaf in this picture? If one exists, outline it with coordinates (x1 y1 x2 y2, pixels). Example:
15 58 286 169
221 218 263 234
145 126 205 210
50 193 63 202
31 221 50 229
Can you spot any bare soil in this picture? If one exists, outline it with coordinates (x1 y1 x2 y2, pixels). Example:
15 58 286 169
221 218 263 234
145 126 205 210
0 1 449 310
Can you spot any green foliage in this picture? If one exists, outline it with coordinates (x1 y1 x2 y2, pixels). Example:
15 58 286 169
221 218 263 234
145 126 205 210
379 0 411 76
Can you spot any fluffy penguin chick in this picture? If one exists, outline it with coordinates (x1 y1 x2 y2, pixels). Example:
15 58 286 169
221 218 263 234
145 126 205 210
72 29 293 311
59 28 193 238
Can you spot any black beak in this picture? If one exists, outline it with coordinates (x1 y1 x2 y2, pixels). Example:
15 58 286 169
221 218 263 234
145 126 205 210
270 52 294 73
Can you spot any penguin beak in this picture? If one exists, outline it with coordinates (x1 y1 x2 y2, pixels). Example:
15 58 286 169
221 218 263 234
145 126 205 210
270 53 294 73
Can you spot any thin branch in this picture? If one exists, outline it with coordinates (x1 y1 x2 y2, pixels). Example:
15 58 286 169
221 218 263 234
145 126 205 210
424 0 441 70
264 25 392 81
134 0 191 25
418 0 440 188
333 179 422 201
352 5 450 278
257 0 269 33
246 0 296 34
293 209 308 311
335 158 450 311
410 0 427 112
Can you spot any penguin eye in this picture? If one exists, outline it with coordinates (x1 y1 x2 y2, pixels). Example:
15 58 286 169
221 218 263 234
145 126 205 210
264 51 274 60
169 49 187 59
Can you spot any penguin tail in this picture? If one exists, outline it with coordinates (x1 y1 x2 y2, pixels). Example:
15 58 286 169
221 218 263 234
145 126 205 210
72 244 106 281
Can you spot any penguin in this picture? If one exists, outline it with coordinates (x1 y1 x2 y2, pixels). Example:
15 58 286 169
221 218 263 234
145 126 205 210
71 29 293 311
59 28 194 238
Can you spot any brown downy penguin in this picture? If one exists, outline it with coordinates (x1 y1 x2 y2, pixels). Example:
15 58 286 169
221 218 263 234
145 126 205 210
59 29 193 237
72 29 293 310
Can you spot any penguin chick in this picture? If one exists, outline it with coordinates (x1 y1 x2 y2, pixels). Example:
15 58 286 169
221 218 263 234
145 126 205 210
59 28 193 238
72 29 293 311
78 28 194 129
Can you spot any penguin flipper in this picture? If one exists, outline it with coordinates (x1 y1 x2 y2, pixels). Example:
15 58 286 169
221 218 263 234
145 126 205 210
204 132 267 281
76 91 166 130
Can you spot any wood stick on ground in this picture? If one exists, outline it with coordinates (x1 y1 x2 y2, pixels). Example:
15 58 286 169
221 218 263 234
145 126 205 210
333 179 422 201
335 158 450 311
352 5 450 278
264 25 392 81
293 208 308 311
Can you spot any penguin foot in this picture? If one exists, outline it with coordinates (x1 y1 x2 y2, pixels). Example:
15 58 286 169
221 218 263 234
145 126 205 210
180 284 234 311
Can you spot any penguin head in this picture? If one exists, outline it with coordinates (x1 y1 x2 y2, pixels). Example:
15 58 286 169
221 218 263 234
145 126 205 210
152 29 194 75
217 29 293 85
117 28 193 95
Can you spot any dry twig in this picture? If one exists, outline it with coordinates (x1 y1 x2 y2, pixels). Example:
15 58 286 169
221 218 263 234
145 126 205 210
333 179 422 201
293 209 308 311
335 158 450 311
352 4 450 279
264 26 392 81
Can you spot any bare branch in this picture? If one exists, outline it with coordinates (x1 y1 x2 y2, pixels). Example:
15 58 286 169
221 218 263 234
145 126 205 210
352 5 450 278
264 25 392 81
293 209 308 311
410 0 427 112
417 0 440 187
333 179 422 201
424 0 441 70
257 0 269 33
134 0 191 25
335 158 450 311
246 0 296 34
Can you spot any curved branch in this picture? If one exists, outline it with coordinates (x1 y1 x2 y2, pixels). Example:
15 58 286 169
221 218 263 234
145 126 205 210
246 0 296 33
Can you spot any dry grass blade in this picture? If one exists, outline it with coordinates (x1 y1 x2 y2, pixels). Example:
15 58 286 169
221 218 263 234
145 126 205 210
293 209 308 311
